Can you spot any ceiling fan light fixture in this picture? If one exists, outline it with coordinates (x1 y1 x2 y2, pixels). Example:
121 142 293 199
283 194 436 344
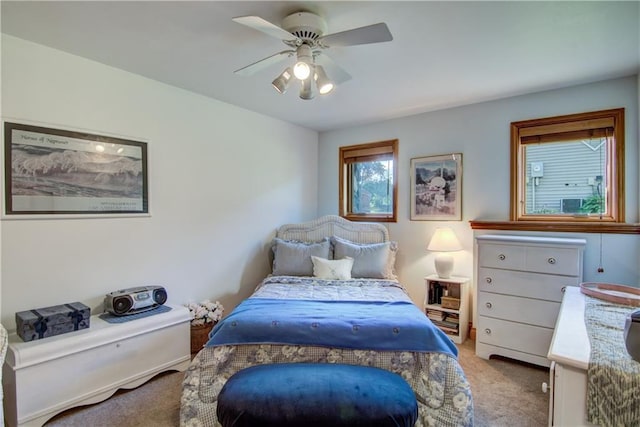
299 76 315 100
314 65 334 95
272 67 292 94
293 44 313 80
234 12 392 100
293 62 311 80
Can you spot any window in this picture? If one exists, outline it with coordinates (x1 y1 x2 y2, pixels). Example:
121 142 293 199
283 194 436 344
510 108 625 224
339 139 398 222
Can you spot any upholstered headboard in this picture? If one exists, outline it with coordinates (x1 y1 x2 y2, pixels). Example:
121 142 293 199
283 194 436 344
276 215 389 244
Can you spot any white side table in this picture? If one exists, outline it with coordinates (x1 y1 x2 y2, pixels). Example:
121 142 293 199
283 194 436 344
424 275 469 344
2 304 190 427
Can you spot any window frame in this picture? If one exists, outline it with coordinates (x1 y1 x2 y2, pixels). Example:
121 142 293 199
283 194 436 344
339 139 398 223
510 108 625 225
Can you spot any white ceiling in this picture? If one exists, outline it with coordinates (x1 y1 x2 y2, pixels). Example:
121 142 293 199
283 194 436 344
2 1 639 132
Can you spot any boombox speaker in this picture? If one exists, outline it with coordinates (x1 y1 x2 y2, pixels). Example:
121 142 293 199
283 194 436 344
104 285 167 316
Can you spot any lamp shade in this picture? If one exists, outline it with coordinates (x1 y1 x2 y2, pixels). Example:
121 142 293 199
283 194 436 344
272 68 292 94
293 61 311 80
299 75 315 100
427 227 462 252
314 65 334 95
427 227 462 279
293 45 313 80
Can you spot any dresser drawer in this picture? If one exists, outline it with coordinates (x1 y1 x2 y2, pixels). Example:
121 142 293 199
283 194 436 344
525 246 581 276
477 316 554 358
478 292 560 328
478 244 526 270
479 243 581 276
478 267 579 302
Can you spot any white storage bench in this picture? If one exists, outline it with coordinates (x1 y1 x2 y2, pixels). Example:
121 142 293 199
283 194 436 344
2 304 191 427
546 286 597 426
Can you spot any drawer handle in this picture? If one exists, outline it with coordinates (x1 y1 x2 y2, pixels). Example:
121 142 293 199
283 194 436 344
485 277 492 284
498 254 506 261
484 328 491 335
548 257 556 264
485 302 492 309
561 286 567 293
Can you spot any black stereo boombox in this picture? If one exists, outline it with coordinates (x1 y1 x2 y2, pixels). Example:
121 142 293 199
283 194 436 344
104 285 167 316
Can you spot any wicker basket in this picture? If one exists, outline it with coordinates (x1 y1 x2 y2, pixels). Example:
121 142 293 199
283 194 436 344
190 323 214 354
441 296 461 310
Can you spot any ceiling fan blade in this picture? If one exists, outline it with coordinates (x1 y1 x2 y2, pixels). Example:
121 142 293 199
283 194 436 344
315 54 352 85
234 50 294 76
319 23 393 47
232 15 299 42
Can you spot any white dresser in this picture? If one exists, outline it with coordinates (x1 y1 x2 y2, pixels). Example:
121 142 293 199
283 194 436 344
2 304 191 427
475 234 586 367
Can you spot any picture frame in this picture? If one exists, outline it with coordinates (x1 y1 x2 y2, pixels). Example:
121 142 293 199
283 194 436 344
410 153 462 221
3 121 148 217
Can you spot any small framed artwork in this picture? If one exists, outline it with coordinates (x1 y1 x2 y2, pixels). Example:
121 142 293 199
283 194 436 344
410 153 462 221
4 121 148 217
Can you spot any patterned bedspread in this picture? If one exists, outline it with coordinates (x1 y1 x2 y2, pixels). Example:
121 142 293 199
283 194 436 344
253 276 411 301
585 295 640 426
180 276 474 427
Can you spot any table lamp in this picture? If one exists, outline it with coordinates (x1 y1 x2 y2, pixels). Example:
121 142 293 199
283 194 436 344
427 227 462 279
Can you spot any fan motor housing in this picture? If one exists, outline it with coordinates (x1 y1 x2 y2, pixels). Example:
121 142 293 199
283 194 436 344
282 11 327 43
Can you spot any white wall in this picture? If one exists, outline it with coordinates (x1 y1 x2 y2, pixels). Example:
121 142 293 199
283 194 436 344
318 76 639 322
1 35 319 329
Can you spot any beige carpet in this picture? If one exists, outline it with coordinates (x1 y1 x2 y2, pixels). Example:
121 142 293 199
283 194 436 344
44 370 182 427
457 339 549 427
45 340 549 426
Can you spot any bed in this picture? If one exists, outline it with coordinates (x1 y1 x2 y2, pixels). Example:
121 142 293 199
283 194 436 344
180 215 474 427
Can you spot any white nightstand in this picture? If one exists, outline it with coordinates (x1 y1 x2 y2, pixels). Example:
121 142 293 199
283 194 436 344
424 275 469 344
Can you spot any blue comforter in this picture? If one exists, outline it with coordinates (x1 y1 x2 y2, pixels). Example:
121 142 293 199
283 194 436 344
206 298 457 357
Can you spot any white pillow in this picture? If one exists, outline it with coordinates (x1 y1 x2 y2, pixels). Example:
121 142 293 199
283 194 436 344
311 256 354 280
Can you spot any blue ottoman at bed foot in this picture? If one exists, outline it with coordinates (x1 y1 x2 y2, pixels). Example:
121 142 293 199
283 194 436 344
216 363 418 427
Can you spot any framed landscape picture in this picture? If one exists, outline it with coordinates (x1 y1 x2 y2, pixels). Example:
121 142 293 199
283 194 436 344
410 153 462 221
4 122 148 217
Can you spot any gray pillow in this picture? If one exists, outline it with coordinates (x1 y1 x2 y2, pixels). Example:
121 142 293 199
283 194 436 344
331 236 397 279
272 238 331 276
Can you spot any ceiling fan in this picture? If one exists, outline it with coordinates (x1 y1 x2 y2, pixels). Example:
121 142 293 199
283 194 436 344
232 11 393 100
